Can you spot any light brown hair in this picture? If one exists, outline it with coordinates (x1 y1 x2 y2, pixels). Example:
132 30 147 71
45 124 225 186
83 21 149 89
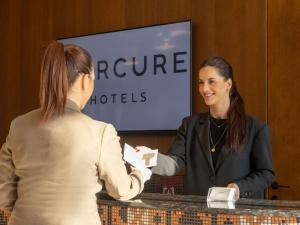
39 41 92 121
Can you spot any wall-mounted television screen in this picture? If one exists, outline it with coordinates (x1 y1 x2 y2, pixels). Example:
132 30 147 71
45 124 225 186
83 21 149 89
59 20 191 132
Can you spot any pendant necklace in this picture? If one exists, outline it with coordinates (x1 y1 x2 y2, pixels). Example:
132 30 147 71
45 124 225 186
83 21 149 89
210 116 227 128
209 126 227 152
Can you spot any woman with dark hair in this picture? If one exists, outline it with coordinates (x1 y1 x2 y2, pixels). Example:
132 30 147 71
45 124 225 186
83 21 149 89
0 41 151 225
148 56 274 199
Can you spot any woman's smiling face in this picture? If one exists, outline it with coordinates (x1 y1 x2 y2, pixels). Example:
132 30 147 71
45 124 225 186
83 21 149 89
198 66 232 107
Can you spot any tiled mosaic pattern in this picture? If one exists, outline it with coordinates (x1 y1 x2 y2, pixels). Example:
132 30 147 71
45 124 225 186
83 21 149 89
1 207 299 224
100 207 299 225
0 211 10 225
97 206 300 225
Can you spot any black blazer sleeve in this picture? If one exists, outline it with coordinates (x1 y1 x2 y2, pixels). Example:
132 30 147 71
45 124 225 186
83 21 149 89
168 117 189 166
235 122 275 197
151 117 192 176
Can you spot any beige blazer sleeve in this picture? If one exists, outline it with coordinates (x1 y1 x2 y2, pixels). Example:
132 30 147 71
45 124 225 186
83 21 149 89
98 124 144 201
0 125 18 212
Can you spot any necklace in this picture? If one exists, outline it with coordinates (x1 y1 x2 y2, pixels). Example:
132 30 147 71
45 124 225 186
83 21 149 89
210 116 227 128
209 126 227 152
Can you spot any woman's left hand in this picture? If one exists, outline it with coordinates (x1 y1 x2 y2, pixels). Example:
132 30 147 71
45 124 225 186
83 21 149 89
227 183 240 200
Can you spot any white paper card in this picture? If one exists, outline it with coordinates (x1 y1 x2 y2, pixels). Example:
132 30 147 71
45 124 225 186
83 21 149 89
207 187 236 202
123 143 158 169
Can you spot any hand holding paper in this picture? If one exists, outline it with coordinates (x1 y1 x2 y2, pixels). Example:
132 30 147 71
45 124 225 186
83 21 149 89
123 144 158 169
123 144 157 182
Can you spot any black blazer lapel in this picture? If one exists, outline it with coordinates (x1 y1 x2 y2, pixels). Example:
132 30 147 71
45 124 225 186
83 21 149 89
215 144 231 173
194 114 214 173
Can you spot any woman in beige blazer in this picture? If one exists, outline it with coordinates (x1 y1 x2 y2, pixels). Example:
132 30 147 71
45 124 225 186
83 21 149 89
0 41 151 225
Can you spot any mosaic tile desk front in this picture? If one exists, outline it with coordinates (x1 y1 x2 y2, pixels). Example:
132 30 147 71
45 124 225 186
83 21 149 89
1 193 300 225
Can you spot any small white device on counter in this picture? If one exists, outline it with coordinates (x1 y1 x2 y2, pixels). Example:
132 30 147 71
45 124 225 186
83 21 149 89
207 187 237 209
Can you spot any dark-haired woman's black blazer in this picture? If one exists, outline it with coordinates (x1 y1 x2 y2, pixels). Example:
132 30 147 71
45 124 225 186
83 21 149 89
152 112 275 199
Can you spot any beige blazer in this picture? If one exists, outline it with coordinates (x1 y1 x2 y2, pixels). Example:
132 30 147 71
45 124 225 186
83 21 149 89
0 100 144 225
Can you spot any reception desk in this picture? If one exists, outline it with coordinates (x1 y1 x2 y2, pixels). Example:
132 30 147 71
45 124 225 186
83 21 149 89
1 192 300 225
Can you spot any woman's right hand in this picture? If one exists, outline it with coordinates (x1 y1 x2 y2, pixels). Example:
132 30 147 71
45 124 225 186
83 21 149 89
131 166 152 182
133 146 154 182
139 167 152 182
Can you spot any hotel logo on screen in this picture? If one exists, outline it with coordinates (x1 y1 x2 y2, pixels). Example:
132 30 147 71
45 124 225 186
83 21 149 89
59 21 191 131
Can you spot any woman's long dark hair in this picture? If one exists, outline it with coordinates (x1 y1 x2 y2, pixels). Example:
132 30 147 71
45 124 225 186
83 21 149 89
39 41 92 121
200 57 248 152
